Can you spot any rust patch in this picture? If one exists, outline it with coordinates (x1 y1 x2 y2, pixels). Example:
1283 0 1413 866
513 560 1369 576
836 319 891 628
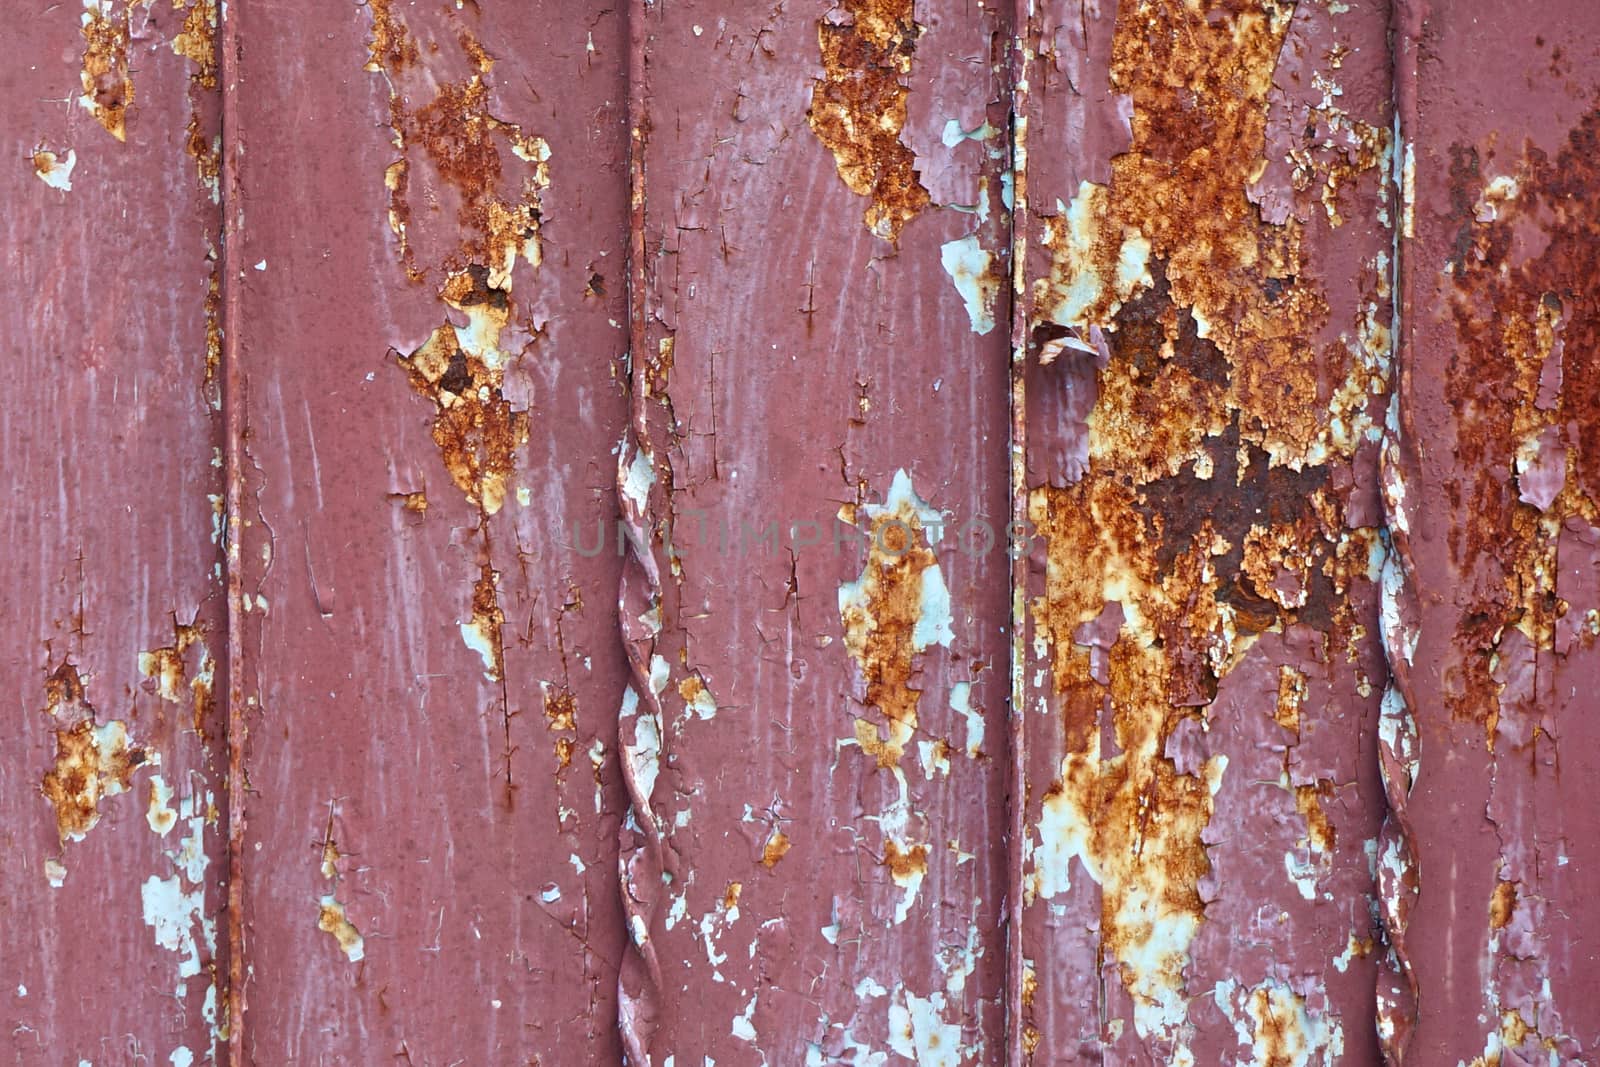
458 561 506 681
1274 665 1306 734
1035 2 1389 470
760 828 791 868
366 3 547 509
1489 879 1518 930
545 686 577 770
883 838 929 882
40 661 157 843
170 0 218 86
1439 109 1600 743
838 474 951 769
1294 782 1336 854
316 807 364 962
1242 983 1335 1065
838 472 952 923
78 0 133 141
366 5 550 288
544 687 577 732
31 147 77 191
394 267 530 516
390 489 430 514
364 6 549 724
138 619 216 738
317 898 365 963
1026 0 1392 1046
807 0 930 242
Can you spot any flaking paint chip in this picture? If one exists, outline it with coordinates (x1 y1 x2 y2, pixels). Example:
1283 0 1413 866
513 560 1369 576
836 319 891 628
32 148 76 191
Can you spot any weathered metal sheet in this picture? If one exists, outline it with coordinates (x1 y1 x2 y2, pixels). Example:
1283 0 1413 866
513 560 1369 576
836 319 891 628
1389 3 1600 1062
2 1 226 1063
1014 1 1395 1061
13 1 1600 1063
617 2 1015 1063
223 2 631 1061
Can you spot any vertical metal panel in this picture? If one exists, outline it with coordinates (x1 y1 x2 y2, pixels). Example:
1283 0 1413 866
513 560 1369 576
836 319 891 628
1391 3 1600 1062
1 2 226 1063
1015 1 1394 1061
224 2 631 1061
617 2 1015 1063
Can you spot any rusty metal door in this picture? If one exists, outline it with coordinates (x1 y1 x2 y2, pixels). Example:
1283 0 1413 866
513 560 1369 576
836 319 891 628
6 1 1597 1064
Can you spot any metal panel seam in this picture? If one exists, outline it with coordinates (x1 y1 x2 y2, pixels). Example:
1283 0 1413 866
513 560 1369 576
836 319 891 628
1005 4 1032 1065
617 1 666 1061
220 0 248 1055
1376 1 1426 1061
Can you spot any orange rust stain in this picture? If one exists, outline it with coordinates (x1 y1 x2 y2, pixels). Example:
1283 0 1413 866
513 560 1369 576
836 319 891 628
200 272 222 408
1489 879 1518 930
1036 1 1388 470
366 4 548 532
1439 111 1600 743
463 561 506 680
723 882 743 912
545 686 578 771
32 148 73 188
317 898 365 960
79 1 133 141
1244 984 1317 1066
807 0 930 242
40 662 156 842
839 500 941 769
544 688 577 732
365 0 421 76
882 839 928 881
1274 665 1306 734
368 7 549 287
760 828 791 869
171 0 218 88
1026 0 1392 1038
1500 1009 1531 1049
164 0 222 407
147 779 178 835
1023 1027 1041 1057
391 489 430 514
138 620 215 737
393 303 524 518
1294 782 1335 854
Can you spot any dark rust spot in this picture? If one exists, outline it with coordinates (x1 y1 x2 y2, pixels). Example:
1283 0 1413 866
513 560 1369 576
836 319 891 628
1440 108 1600 739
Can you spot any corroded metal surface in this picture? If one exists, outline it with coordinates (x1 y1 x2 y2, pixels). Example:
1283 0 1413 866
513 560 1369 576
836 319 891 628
1015 1 1394 1061
2 2 226 1062
616 2 1015 1062
223 2 631 1062
1392 2 1600 1062
10 1 1600 1064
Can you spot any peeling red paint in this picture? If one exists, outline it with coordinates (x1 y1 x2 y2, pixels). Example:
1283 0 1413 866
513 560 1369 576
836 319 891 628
11 2 1600 1064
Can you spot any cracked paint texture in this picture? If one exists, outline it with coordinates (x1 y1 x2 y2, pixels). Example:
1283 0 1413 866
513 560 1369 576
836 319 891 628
622 2 1014 1062
11 1 1600 1064
227 0 632 1062
1392 3 1600 1062
1019 0 1392 1061
3 0 229 1058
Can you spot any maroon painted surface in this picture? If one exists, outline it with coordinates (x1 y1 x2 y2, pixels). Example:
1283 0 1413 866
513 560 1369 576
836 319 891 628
224 3 631 1062
2 2 227 1064
617 3 1014 1063
1391 2 1600 1063
5 1 1599 1064
1015 2 1393 1062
